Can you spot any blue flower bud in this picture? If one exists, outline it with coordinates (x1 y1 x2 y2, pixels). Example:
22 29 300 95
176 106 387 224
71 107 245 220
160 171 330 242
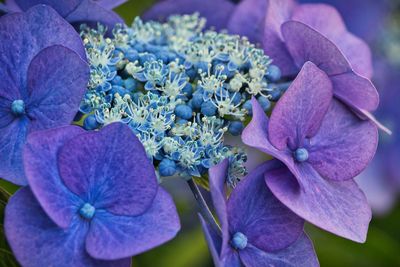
182 83 193 98
124 78 137 91
231 232 248 250
79 203 96 220
257 96 271 111
269 88 281 101
228 121 244 136
158 158 177 177
125 49 139 62
243 100 252 115
192 93 204 109
11 99 25 116
83 114 101 130
294 148 309 162
139 53 157 65
201 101 217 116
111 75 123 86
266 64 281 82
175 104 193 120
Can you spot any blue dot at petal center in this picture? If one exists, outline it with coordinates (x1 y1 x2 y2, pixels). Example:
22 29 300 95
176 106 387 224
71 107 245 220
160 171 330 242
79 203 96 220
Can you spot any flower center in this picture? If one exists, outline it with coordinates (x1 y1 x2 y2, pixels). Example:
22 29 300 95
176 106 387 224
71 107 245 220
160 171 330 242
79 203 96 220
11 100 25 116
231 232 248 250
294 148 309 162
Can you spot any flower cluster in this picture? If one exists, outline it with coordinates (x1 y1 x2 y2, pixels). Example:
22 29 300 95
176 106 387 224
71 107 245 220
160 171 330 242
79 14 284 185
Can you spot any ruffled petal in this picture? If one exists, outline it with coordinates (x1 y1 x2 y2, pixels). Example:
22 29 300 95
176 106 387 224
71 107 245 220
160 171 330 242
239 234 319 267
85 188 180 260
308 100 378 181
58 123 158 216
14 0 82 16
262 0 298 76
142 0 236 31
26 45 89 131
265 162 371 243
5 187 130 267
227 160 304 252
24 126 86 227
227 0 268 44
268 62 333 150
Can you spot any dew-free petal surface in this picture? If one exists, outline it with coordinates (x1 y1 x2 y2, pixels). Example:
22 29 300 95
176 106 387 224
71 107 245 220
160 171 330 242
239 234 319 267
308 100 378 181
26 45 89 131
5 187 130 267
59 123 158 216
142 0 235 30
228 160 304 252
265 162 371 243
24 126 85 227
199 215 223 267
14 0 82 16
96 0 127 9
85 188 180 260
268 62 333 150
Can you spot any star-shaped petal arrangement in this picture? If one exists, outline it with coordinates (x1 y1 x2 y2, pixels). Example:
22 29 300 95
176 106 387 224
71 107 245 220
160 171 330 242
242 61 378 242
200 159 319 267
0 5 89 185
4 0 126 29
5 123 180 267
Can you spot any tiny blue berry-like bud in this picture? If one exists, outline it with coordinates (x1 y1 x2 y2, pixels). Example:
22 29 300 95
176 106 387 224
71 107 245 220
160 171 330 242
294 148 309 162
175 104 193 120
201 101 217 116
191 93 204 109
182 83 193 98
79 203 96 220
266 64 281 82
83 114 101 130
124 78 137 91
228 121 244 136
257 96 271 111
159 158 177 176
269 88 281 102
243 100 252 115
111 75 124 86
11 100 25 116
231 232 248 250
139 53 157 65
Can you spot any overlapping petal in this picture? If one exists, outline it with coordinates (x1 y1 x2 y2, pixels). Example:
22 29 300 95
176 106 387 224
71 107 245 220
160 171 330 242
5 187 130 267
58 123 158 216
24 126 86 228
26 45 89 131
14 0 82 16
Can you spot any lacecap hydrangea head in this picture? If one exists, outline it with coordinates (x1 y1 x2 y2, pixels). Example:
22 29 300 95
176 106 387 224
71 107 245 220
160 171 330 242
78 13 285 187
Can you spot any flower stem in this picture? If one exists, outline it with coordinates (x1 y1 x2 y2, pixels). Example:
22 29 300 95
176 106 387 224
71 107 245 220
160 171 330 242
187 178 221 235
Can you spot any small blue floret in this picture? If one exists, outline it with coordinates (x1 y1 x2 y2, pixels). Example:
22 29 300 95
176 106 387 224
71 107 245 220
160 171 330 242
159 158 177 176
79 203 96 220
266 65 281 82
243 100 252 115
11 100 25 116
257 96 271 111
201 101 217 116
231 232 248 250
228 121 244 136
83 114 100 130
294 148 309 162
175 104 193 120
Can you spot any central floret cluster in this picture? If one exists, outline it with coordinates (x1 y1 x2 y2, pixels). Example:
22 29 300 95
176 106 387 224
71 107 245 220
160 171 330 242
79 14 284 185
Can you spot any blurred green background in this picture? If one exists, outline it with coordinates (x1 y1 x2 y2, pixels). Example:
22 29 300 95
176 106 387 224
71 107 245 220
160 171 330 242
1 0 400 266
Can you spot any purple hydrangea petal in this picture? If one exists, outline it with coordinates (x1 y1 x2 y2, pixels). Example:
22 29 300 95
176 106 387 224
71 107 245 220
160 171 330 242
58 123 158 217
96 0 127 9
85 188 180 260
264 162 371 243
5 187 130 267
0 5 86 95
142 0 236 31
14 0 82 17
4 0 20 11
24 126 86 228
262 0 298 76
227 160 304 252
239 234 319 267
65 0 124 29
26 45 89 131
281 21 379 113
308 100 378 181
268 62 333 150
199 215 223 267
208 159 231 259
0 119 29 185
291 4 373 78
227 0 268 44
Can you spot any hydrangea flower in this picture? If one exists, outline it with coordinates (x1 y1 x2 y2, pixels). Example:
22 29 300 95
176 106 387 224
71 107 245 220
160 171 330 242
5 123 180 267
200 159 319 266
78 14 284 186
242 62 378 242
4 0 126 29
0 5 89 185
